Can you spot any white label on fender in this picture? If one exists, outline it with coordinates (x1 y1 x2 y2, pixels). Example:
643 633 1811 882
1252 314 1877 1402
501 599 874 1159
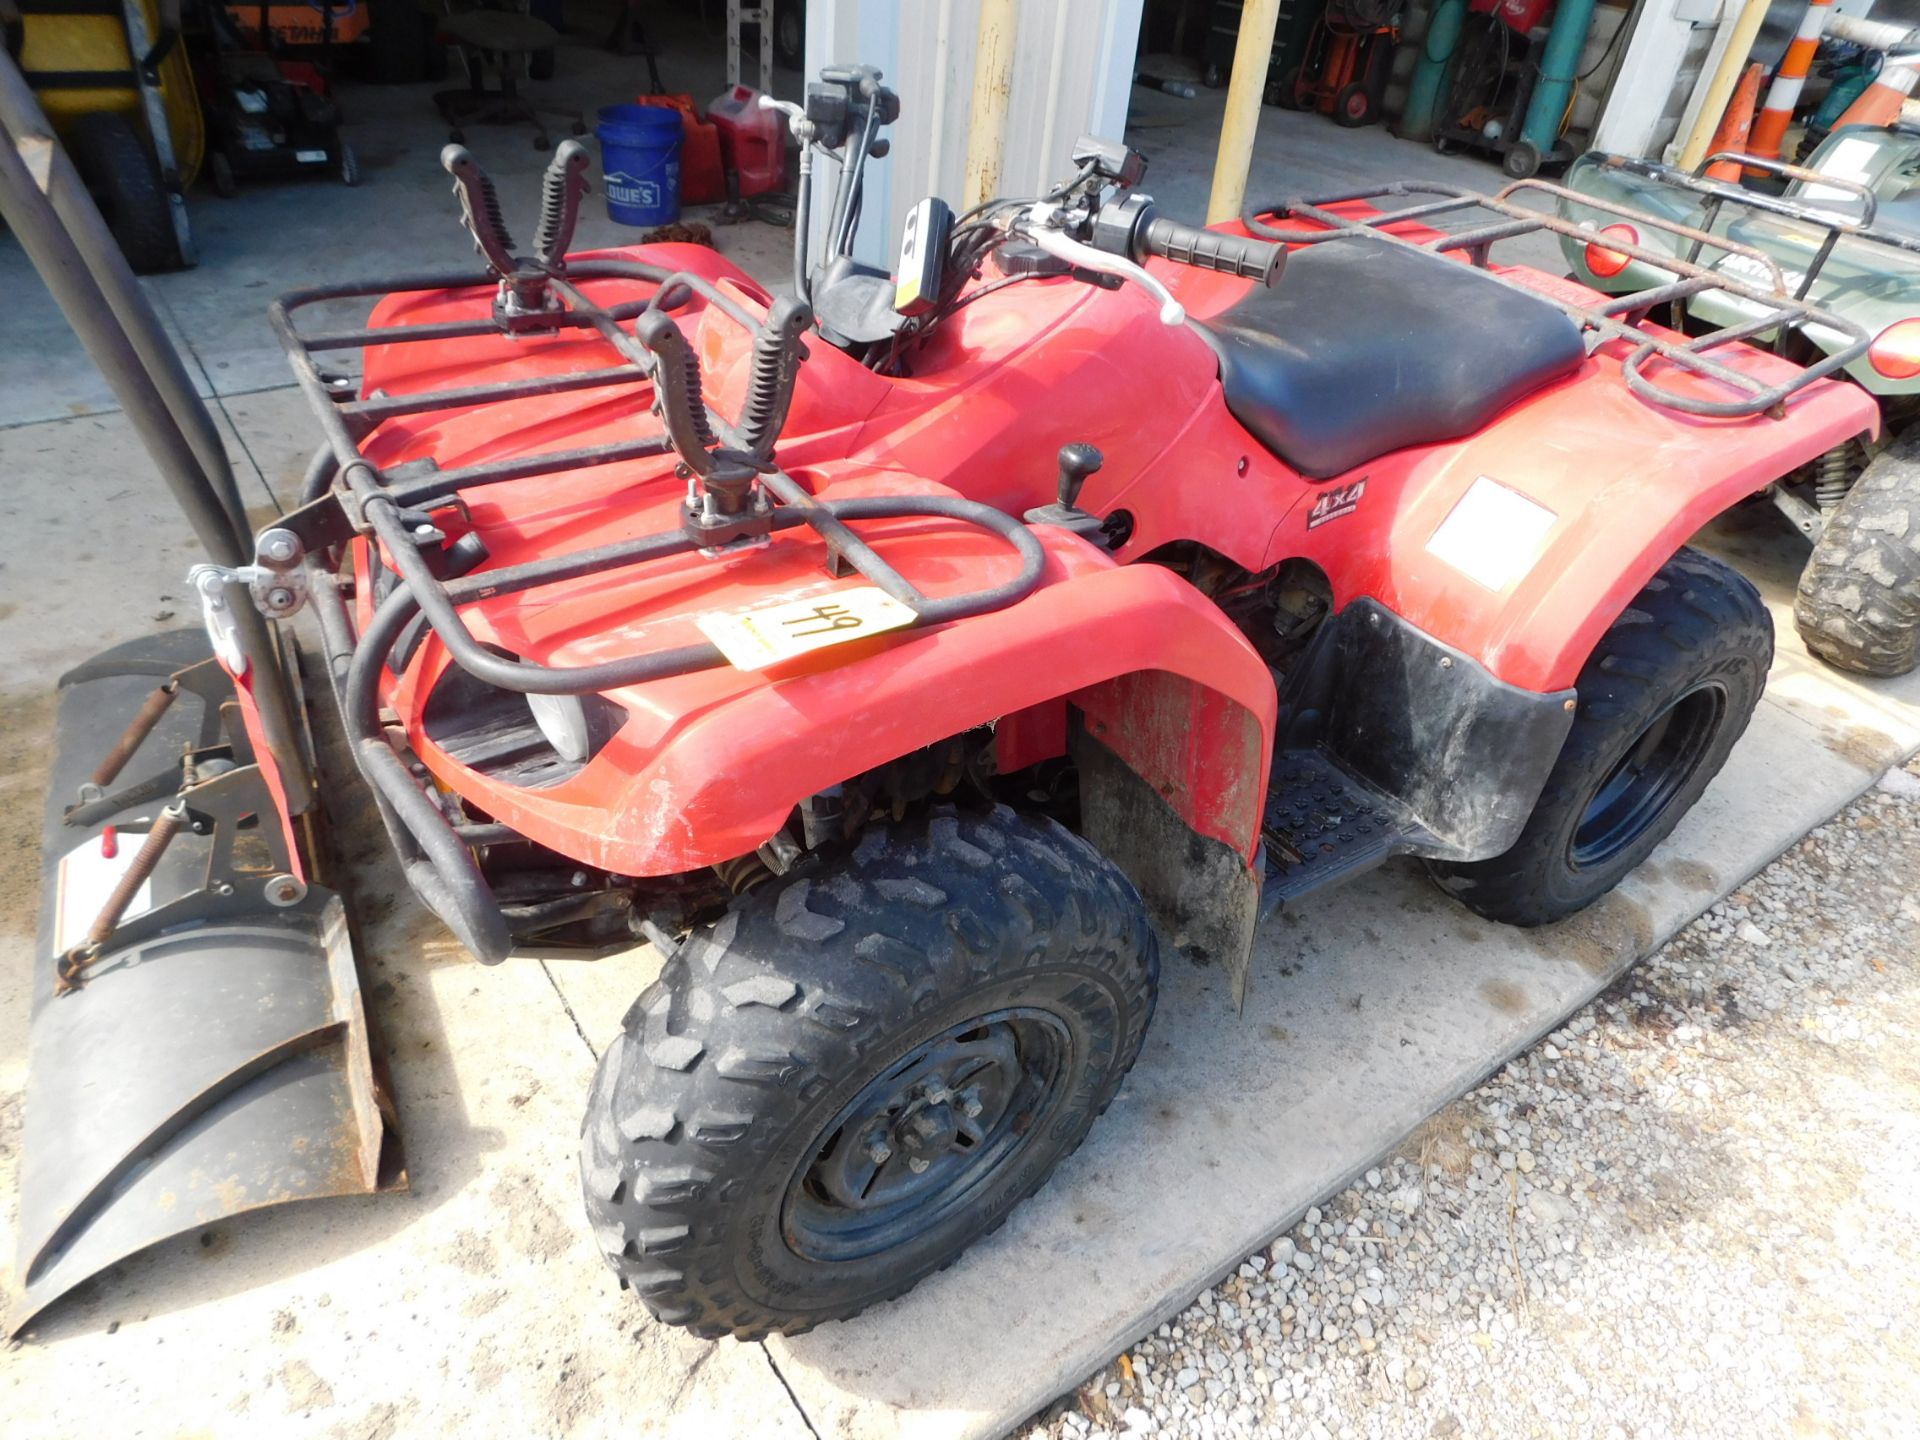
1426 477 1558 592
1801 136 1878 204
697 587 919 670
53 836 152 955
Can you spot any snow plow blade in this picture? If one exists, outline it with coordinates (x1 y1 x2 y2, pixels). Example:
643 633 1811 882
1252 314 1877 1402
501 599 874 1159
7 630 400 1336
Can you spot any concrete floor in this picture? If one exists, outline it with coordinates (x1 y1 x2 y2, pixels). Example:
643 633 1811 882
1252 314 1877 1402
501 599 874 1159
4 29 1919 1440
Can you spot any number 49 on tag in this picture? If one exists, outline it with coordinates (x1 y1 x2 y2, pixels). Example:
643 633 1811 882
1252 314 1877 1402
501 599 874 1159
697 587 920 671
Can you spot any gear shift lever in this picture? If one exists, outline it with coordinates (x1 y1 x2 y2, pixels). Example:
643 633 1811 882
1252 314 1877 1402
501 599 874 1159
1024 442 1112 545
1056 443 1103 509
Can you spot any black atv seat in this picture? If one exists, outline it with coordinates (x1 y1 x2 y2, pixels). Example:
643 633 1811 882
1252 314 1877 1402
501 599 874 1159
1199 239 1587 479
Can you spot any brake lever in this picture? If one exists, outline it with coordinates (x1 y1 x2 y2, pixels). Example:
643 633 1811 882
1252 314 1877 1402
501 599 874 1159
1021 206 1185 326
534 140 592 270
442 145 517 278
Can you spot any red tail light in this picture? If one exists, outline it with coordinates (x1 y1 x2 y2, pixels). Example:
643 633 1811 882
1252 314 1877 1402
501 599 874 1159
1868 318 1920 380
1584 224 1638 279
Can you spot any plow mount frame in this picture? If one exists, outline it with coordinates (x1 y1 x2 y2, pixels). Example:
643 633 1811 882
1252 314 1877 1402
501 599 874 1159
0 46 398 1335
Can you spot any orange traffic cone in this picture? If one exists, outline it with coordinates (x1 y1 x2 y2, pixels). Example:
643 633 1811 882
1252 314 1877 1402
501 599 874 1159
1831 64 1919 131
1747 0 1838 167
1705 64 1764 181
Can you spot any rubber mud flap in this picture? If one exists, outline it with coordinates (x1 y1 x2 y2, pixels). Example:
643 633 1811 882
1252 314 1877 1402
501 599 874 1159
8 631 401 1335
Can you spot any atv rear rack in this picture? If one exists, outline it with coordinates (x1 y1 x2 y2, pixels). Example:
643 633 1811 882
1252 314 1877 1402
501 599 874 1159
1246 176 1874 420
269 226 1044 963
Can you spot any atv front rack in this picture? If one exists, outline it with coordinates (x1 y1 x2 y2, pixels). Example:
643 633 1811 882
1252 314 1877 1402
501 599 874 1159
1576 150 1920 303
1246 176 1874 419
266 160 1045 962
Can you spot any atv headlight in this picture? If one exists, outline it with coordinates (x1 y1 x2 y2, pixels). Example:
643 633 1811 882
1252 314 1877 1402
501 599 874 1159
423 662 625 787
528 692 593 763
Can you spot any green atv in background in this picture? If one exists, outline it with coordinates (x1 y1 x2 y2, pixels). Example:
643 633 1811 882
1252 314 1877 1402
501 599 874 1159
1557 126 1920 676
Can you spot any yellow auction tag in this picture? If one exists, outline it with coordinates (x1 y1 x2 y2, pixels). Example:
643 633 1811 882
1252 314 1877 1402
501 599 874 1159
696 587 920 671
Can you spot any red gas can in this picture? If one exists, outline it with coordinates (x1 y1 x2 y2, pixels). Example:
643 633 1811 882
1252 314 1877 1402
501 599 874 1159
637 93 727 204
708 84 788 197
1470 0 1554 34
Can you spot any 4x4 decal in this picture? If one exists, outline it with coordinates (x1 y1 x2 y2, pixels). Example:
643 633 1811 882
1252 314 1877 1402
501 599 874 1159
1307 477 1367 529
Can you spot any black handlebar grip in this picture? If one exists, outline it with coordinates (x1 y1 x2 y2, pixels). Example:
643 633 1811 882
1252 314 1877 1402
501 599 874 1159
1139 216 1284 287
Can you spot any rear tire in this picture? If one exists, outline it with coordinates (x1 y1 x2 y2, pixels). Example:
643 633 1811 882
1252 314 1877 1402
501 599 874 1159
1503 138 1543 180
774 0 805 68
1428 548 1771 925
1334 82 1375 127
580 806 1158 1339
66 113 181 273
1793 430 1920 677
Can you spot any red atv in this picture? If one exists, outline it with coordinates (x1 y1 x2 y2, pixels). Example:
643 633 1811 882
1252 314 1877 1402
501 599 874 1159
10 64 1878 1337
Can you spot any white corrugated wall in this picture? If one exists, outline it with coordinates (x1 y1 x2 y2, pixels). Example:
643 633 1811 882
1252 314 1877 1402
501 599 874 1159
804 0 1146 266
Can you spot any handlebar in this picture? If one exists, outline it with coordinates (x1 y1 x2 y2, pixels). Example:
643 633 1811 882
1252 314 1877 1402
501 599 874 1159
1015 194 1282 325
1138 215 1284 285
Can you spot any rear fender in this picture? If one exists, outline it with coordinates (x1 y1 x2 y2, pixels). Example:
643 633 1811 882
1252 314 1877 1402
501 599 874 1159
1266 337 1883 691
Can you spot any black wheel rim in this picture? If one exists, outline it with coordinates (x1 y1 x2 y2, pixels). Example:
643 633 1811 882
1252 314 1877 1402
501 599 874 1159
782 1008 1073 1263
1570 683 1726 868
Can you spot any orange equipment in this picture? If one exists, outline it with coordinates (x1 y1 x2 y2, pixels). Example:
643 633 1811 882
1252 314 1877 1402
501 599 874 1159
1747 0 1836 168
1705 63 1764 182
1281 0 1399 127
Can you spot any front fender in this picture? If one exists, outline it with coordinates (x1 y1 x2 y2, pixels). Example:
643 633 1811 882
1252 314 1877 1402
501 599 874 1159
422 542 1277 879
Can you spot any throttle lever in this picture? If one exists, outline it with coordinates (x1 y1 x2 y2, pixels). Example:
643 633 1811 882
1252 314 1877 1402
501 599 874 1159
442 145 516 278
635 308 718 475
534 140 592 269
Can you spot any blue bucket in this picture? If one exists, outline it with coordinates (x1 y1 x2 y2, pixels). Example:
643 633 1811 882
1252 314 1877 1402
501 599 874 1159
597 103 682 227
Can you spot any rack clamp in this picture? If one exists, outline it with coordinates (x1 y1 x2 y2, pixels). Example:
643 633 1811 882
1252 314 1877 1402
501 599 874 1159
682 449 776 554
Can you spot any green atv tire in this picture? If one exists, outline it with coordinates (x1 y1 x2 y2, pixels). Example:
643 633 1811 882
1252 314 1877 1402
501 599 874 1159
1794 431 1920 677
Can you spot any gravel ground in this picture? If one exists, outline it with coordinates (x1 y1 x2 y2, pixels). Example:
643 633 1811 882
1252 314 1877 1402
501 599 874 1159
1018 757 1920 1440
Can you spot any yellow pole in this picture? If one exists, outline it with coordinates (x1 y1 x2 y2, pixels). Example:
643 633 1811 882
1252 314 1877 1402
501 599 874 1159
1676 0 1771 171
1206 0 1283 224
963 0 1020 211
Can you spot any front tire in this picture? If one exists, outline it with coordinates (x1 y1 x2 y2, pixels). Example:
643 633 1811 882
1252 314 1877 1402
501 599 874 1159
581 806 1158 1339
1428 548 1770 925
1793 430 1920 676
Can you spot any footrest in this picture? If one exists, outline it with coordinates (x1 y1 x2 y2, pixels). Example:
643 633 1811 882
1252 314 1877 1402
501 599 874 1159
1262 748 1433 904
